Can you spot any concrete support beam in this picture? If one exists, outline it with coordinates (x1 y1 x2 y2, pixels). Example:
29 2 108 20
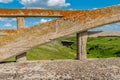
17 17 25 30
76 31 88 60
0 8 73 17
16 52 27 62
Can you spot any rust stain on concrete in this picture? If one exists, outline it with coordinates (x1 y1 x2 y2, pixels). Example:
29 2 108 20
0 29 17 34
0 8 80 17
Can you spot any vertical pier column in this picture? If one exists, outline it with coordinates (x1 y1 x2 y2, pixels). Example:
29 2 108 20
16 17 27 62
17 17 25 30
76 31 88 60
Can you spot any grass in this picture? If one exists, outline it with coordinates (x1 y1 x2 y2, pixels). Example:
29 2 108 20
27 40 76 60
2 35 120 61
87 37 120 58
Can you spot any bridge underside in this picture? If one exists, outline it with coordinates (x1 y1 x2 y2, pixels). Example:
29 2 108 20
0 4 120 62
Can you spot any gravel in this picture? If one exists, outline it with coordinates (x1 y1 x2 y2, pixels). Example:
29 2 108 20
0 58 120 80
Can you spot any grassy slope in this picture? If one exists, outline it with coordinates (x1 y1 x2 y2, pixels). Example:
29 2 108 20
3 35 120 61
87 37 120 58
27 40 76 60
27 35 120 60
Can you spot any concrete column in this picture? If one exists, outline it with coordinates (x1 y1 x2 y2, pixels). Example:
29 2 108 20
16 52 27 62
17 17 25 30
76 31 88 60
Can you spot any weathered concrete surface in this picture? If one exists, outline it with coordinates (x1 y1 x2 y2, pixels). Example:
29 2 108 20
0 30 17 35
0 8 79 17
77 32 87 60
0 5 120 62
0 58 120 80
17 17 25 30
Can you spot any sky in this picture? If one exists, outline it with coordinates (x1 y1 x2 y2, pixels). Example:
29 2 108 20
0 0 120 31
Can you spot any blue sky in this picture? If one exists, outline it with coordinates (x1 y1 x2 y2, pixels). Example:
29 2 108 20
0 0 120 31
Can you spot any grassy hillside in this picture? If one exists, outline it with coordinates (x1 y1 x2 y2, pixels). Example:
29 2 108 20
87 37 120 58
61 35 120 58
3 35 120 61
26 35 120 60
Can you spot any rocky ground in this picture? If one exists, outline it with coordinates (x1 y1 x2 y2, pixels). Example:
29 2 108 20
0 58 120 80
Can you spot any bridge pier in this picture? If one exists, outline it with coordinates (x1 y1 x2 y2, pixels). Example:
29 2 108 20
76 31 88 60
16 52 27 62
17 17 25 30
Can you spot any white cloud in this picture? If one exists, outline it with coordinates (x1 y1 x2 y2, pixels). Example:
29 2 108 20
20 0 70 8
33 18 52 25
0 17 7 21
0 0 13 3
0 23 16 29
0 18 16 29
4 23 12 27
47 0 70 7
93 8 98 10
40 18 52 23
40 19 49 23
0 17 16 22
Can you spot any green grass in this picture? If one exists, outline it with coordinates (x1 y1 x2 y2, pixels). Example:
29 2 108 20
27 40 76 60
2 35 120 61
87 37 120 58
27 36 120 60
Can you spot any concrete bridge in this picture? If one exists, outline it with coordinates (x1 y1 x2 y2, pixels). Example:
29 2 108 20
0 4 120 62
